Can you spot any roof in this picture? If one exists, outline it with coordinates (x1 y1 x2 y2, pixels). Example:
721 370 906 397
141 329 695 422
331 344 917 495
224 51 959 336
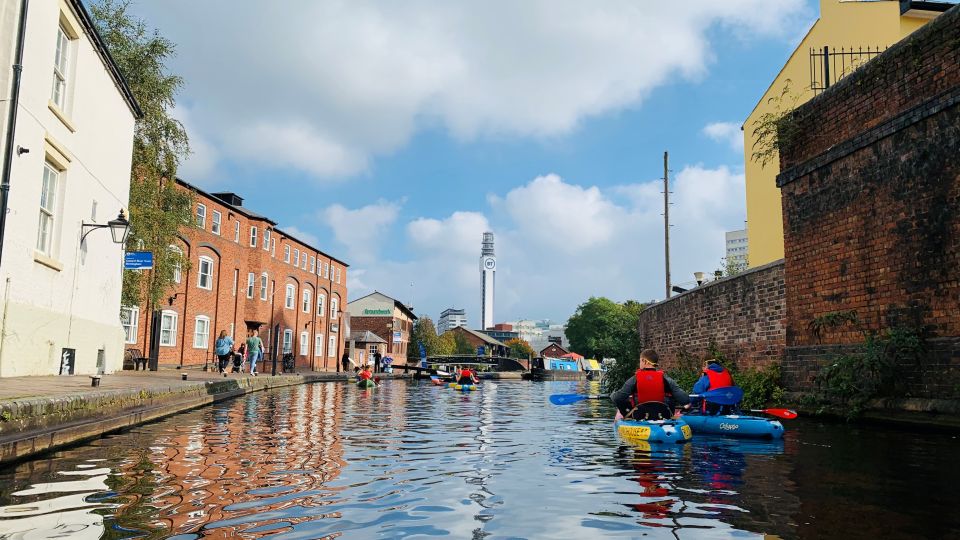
69 0 142 118
348 291 418 320
349 330 386 344
454 327 507 347
900 1 958 15
539 343 570 357
175 177 349 267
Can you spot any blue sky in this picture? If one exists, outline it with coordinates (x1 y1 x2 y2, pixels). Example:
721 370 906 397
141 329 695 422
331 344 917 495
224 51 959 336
128 0 817 325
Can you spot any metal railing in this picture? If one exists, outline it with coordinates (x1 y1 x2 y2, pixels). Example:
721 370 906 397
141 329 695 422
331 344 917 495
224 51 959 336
809 45 886 94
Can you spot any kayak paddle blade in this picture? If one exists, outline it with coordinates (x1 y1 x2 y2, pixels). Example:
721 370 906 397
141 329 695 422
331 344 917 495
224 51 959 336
762 408 798 419
701 386 745 406
549 394 603 406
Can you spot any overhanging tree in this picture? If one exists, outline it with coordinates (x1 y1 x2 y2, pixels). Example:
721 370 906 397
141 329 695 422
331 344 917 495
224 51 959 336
566 297 646 391
91 0 194 309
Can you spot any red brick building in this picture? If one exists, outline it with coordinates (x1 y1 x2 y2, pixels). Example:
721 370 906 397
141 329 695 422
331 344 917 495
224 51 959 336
123 179 349 371
346 292 416 361
539 343 569 359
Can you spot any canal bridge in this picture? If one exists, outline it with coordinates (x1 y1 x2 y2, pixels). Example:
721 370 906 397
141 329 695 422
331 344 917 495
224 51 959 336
390 355 527 377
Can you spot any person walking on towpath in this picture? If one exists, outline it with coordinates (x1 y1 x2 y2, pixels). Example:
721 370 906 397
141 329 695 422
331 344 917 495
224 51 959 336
610 349 690 419
246 329 264 376
215 330 234 375
342 351 351 373
692 358 736 414
373 350 382 373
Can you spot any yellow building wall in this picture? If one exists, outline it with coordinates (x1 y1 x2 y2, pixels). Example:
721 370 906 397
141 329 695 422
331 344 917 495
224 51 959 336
743 0 937 267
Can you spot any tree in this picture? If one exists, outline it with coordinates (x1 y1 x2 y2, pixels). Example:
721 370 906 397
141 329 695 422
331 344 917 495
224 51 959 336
408 316 439 362
504 338 533 359
434 332 456 356
454 333 474 355
566 297 646 391
91 1 194 309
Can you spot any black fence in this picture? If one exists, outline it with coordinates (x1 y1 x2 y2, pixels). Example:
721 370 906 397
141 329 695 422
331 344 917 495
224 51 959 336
809 45 885 94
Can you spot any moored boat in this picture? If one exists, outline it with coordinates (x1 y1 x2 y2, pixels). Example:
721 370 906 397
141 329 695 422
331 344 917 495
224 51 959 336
614 411 692 445
681 412 784 439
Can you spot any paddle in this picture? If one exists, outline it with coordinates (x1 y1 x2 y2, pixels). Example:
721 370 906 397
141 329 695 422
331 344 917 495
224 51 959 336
747 408 798 419
549 394 605 405
689 386 744 406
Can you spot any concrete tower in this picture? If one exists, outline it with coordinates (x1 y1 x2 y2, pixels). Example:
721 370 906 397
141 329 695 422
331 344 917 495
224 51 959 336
480 232 496 330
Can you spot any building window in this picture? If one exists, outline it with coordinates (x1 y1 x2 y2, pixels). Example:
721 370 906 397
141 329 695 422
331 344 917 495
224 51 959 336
315 333 324 357
302 257 307 271
294 249 300 267
160 310 178 346
51 24 71 110
300 331 309 356
284 245 290 263
328 335 336 358
285 284 295 309
303 289 311 313
317 294 325 316
329 264 334 280
234 220 240 242
336 267 341 284
324 263 329 279
196 204 206 228
263 229 271 251
271 237 276 257
260 273 268 300
194 316 210 349
330 297 339 320
121 306 139 344
247 272 255 298
170 246 182 284
368 344 379 357
36 163 59 255
283 329 293 353
197 257 213 290
250 226 258 247
211 210 222 235
310 256 316 273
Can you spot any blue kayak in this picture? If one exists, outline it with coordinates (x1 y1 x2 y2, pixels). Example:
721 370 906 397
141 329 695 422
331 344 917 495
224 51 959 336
614 411 692 444
682 413 784 439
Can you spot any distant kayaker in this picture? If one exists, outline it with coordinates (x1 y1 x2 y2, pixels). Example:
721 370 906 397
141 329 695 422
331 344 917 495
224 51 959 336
692 358 736 415
358 365 374 382
610 349 690 419
457 367 478 385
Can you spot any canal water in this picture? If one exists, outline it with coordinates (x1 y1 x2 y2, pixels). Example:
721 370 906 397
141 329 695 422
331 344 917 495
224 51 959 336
0 380 957 539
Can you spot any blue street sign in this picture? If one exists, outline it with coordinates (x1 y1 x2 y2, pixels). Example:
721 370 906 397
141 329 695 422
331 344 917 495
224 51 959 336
419 342 426 360
124 251 153 270
476 346 485 356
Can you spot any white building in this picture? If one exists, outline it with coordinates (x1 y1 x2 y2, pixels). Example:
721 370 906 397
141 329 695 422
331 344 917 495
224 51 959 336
437 307 467 334
479 232 496 330
0 0 140 377
725 229 749 273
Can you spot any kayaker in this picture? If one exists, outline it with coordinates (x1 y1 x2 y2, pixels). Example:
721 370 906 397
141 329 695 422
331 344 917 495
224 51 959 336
692 358 736 414
358 365 374 382
610 349 689 419
457 366 478 385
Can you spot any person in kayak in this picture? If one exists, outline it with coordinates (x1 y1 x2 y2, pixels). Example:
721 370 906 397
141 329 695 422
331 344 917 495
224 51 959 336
692 358 736 415
457 366 479 385
610 349 690 419
357 365 374 383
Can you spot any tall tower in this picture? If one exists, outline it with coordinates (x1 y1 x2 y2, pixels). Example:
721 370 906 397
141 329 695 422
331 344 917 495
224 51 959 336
480 232 496 330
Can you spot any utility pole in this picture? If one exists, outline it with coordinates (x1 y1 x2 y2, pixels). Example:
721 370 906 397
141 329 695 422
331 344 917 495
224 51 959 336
663 151 671 299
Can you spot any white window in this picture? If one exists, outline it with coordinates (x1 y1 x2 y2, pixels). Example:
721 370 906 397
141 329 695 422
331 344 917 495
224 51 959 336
324 263 330 279
234 220 240 242
51 25 71 110
329 264 334 280
121 306 139 344
197 256 213 290
260 273 268 300
315 333 324 357
368 344 379 357
196 204 206 228
283 329 293 353
294 249 300 267
328 335 336 358
300 331 309 356
310 256 316 273
336 267 341 284
330 297 339 320
250 226 258 247
232 269 237 297
285 284 295 309
316 294 325 316
303 289 311 313
36 163 59 255
160 310 178 347
263 229 271 251
247 272 255 298
170 246 182 284
302 257 307 271
284 245 290 263
193 316 210 349
211 211 221 235
271 237 276 257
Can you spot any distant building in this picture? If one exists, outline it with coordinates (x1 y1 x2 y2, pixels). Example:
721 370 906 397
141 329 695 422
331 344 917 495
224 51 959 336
725 229 748 272
480 323 519 344
479 232 496 329
540 343 569 359
437 308 467 334
447 326 508 357
347 292 417 361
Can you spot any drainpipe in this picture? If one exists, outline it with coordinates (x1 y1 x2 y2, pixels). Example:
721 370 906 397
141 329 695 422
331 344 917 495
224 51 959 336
0 0 29 272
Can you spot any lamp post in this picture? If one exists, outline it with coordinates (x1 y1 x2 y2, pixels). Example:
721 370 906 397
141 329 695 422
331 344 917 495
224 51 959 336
81 210 130 245
694 271 705 286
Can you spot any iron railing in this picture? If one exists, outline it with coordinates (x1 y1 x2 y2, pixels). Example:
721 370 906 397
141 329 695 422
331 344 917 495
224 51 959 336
809 45 886 94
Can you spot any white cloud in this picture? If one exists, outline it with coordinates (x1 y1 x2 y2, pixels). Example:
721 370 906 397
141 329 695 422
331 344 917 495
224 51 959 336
171 104 218 181
280 226 320 248
320 199 403 264
133 1 806 181
702 121 745 152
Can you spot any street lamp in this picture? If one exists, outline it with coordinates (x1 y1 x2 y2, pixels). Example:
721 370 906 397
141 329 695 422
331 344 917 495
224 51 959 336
694 271 705 286
81 210 130 245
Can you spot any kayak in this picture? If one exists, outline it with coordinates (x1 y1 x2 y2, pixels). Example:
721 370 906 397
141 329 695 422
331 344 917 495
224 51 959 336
447 382 477 391
614 411 692 444
681 412 784 439
357 379 376 389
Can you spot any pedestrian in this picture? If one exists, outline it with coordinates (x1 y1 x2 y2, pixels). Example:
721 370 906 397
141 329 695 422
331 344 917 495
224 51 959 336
373 350 382 373
214 330 233 376
246 329 264 376
342 351 351 373
609 349 690 420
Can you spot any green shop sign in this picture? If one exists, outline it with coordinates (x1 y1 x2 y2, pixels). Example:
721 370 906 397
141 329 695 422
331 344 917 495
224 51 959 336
363 308 391 315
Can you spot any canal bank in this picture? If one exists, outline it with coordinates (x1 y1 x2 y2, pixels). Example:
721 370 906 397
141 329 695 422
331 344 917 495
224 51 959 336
0 369 410 465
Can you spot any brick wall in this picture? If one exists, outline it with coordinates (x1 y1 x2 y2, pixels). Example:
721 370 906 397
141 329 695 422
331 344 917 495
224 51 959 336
777 6 960 395
637 260 785 372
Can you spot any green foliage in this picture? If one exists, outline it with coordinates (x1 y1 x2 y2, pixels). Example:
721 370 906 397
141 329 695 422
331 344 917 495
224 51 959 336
454 333 474 355
91 0 194 308
566 297 646 392
750 80 805 168
808 310 860 343
434 332 456 356
504 338 533 359
408 317 439 361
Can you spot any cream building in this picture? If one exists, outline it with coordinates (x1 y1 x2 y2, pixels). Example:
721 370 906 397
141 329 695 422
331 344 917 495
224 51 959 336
743 0 953 267
0 0 140 376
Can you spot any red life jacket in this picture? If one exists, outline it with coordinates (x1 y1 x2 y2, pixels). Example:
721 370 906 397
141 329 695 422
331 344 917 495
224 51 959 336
704 367 733 389
634 369 666 404
458 369 475 383
359 370 373 380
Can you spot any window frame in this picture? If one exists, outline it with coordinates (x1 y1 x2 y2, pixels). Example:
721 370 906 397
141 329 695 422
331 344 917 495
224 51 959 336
193 316 211 349
247 272 255 299
284 245 291 263
211 210 222 235
234 220 240 243
330 297 339 320
310 256 316 273
328 335 336 358
159 310 178 347
315 333 324 357
51 24 71 111
196 204 206 229
302 289 312 313
197 256 214 290
300 331 309 356
170 246 183 284
316 293 325 316
282 329 293 354
294 249 300 267
250 225 258 248
121 306 139 344
285 284 295 309
260 273 268 301
36 162 59 256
